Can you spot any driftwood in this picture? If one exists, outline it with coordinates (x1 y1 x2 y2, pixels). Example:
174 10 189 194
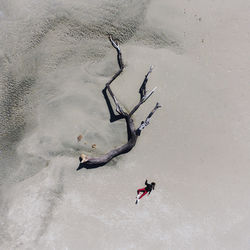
77 36 161 170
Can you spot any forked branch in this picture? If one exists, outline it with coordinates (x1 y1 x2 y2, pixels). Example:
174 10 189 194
77 36 161 170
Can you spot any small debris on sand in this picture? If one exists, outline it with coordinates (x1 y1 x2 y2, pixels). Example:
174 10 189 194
92 144 96 149
77 134 83 142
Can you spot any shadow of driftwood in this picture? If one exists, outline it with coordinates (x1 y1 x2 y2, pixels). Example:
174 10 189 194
77 159 106 170
76 86 126 170
102 86 124 122
103 86 134 142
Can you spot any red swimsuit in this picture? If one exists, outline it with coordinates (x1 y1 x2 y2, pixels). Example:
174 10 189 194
137 180 153 200
137 188 148 199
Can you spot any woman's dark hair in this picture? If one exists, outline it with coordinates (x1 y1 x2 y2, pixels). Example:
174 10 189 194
151 182 156 189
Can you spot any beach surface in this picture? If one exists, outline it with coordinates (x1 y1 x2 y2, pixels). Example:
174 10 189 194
1 0 250 249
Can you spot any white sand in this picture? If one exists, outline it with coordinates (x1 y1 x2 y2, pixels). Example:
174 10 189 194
1 0 250 249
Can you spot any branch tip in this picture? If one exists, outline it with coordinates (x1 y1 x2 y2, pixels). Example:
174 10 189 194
109 35 120 50
142 86 157 102
156 102 162 109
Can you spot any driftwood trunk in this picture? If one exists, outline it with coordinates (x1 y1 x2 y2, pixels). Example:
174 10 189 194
77 36 161 170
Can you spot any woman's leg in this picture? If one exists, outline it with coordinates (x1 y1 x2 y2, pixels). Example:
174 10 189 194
139 190 148 199
137 188 146 195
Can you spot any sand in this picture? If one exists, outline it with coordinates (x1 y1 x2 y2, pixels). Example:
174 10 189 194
0 0 250 249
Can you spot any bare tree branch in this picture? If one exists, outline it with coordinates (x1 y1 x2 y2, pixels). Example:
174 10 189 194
105 36 126 116
77 37 161 170
139 66 153 99
129 87 157 118
128 66 157 117
136 102 162 136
